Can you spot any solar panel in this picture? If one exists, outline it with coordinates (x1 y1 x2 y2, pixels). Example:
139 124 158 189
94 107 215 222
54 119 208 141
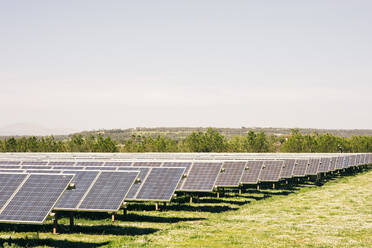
328 158 337 172
0 161 21 165
352 155 358 166
280 159 295 179
133 162 162 167
292 159 308 177
241 161 263 184
49 161 75 166
21 166 53 170
78 171 138 211
162 162 192 189
53 166 85 170
361 154 367 165
335 157 344 170
259 160 283 182
105 162 132 167
87 166 117 171
342 156 350 169
0 169 24 173
76 161 104 167
0 174 73 223
215 162 246 187
55 170 100 210
0 173 27 208
179 162 222 192
318 158 330 173
305 158 320 175
0 165 21 169
355 155 361 165
26 170 62 174
117 167 151 199
134 167 185 201
21 161 48 165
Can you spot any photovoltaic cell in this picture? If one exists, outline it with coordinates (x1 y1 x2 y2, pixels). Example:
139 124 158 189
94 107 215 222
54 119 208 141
305 159 320 175
76 161 104 167
105 162 132 167
0 173 27 208
78 171 138 211
318 158 330 173
55 171 100 210
292 159 308 177
133 162 162 167
343 156 350 169
0 166 21 169
162 162 192 190
25 170 62 174
0 174 73 223
240 161 263 184
21 166 52 170
328 158 337 171
215 162 246 187
259 160 283 182
49 161 75 166
21 161 48 165
280 159 296 179
135 167 185 201
53 166 84 170
0 170 24 173
335 157 344 170
0 161 21 165
85 166 117 171
118 167 151 199
180 162 222 192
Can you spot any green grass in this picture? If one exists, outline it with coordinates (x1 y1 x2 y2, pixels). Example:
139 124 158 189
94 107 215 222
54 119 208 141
1 168 371 248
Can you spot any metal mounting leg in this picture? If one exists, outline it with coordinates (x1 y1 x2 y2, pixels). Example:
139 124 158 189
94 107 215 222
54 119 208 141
53 214 58 235
69 212 74 227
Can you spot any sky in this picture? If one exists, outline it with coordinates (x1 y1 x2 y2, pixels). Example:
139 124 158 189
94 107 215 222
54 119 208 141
1 0 371 132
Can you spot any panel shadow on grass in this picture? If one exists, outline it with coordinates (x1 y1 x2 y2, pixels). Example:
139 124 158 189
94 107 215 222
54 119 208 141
0 223 158 236
66 211 205 223
0 238 108 248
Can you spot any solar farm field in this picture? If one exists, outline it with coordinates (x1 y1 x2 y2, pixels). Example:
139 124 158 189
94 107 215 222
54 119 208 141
0 167 371 248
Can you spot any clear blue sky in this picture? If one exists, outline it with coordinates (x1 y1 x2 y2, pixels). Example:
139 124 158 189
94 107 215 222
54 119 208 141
1 1 371 131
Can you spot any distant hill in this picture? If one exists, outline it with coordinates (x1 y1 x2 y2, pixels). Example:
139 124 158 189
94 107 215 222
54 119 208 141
72 127 372 143
0 123 77 137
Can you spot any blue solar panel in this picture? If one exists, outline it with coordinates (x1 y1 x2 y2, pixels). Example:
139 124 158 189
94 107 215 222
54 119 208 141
0 174 73 223
0 173 27 208
134 167 185 201
78 171 138 211
55 171 100 210
118 167 151 199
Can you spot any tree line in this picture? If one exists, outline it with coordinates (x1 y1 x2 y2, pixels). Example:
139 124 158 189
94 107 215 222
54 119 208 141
0 128 371 153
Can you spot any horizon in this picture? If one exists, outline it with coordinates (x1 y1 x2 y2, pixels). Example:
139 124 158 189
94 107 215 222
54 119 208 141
1 122 372 137
1 1 372 131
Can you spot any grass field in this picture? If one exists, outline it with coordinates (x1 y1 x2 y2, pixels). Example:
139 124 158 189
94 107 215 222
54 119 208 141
0 168 371 248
